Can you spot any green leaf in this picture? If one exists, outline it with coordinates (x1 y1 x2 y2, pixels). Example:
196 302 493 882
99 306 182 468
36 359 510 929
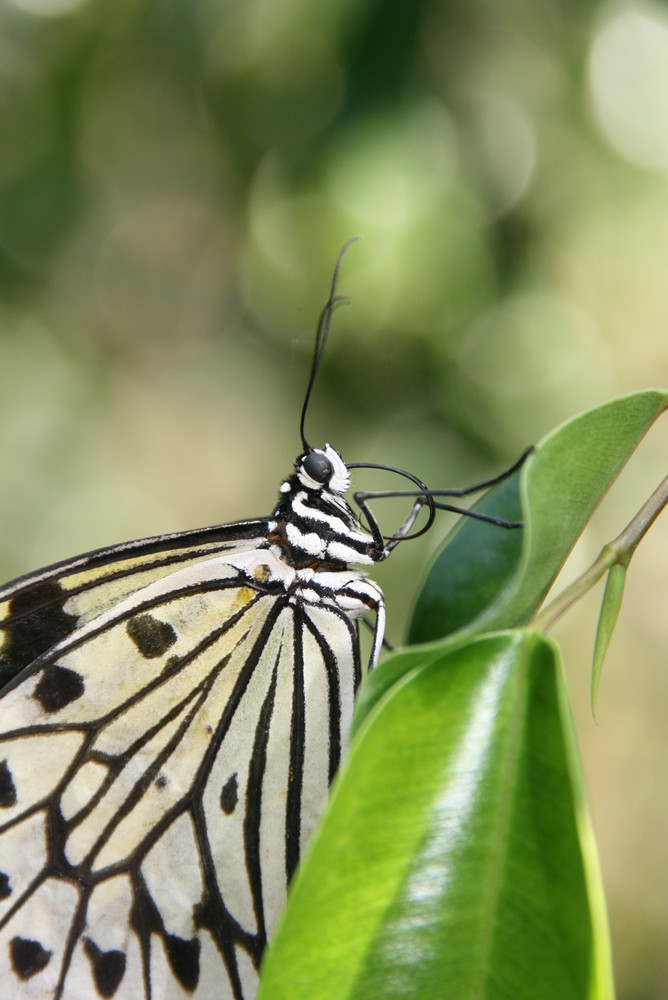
591 562 627 715
409 389 668 644
258 631 613 1000
351 641 459 738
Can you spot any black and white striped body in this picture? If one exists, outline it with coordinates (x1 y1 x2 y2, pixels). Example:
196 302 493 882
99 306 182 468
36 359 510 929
267 443 386 662
0 445 388 999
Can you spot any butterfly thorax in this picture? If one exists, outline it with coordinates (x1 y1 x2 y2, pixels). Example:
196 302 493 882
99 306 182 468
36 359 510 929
266 446 378 571
268 478 376 571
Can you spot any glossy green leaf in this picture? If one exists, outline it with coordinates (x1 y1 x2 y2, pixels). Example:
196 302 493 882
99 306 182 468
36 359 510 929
409 390 668 644
591 562 627 714
351 640 461 738
258 631 613 1000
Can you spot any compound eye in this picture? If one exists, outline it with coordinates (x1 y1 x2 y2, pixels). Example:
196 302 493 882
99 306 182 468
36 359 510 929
302 450 333 485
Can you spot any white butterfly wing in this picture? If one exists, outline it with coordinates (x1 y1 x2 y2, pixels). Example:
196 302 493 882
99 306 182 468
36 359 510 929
0 547 361 999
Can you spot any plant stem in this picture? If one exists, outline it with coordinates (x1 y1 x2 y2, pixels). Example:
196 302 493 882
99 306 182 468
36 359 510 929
533 474 668 632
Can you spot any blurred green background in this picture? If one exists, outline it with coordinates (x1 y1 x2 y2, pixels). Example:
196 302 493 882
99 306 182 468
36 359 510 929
1 0 667 995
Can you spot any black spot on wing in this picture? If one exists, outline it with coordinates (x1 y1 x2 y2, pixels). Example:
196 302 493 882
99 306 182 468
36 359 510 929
220 773 238 815
193 884 259 991
0 581 79 689
83 937 127 998
192 890 214 935
0 872 11 899
33 664 85 713
10 936 52 980
165 933 201 992
131 871 201 993
129 879 160 941
162 654 181 675
127 614 177 659
0 758 17 807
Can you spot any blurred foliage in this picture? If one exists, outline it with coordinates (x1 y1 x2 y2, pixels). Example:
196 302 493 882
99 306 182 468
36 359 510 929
1 0 668 996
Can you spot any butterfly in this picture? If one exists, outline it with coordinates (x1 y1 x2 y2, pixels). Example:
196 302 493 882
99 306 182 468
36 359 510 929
0 240 525 999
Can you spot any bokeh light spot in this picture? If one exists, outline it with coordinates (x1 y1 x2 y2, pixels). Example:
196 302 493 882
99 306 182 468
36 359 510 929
454 292 611 448
6 0 91 15
589 2 668 172
326 101 458 229
468 94 536 215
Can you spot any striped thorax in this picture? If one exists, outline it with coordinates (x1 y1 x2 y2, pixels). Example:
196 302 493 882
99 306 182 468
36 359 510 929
262 445 387 667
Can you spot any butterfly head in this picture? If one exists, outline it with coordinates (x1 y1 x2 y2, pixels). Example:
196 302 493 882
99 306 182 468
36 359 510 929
297 445 350 495
270 446 374 568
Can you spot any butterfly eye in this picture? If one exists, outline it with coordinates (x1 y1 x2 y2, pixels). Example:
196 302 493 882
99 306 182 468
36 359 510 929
302 450 333 485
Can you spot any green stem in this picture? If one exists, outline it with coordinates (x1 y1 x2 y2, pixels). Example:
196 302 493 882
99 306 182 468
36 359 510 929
533 473 668 632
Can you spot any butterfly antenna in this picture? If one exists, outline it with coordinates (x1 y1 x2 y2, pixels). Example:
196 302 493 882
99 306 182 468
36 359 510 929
300 236 360 452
